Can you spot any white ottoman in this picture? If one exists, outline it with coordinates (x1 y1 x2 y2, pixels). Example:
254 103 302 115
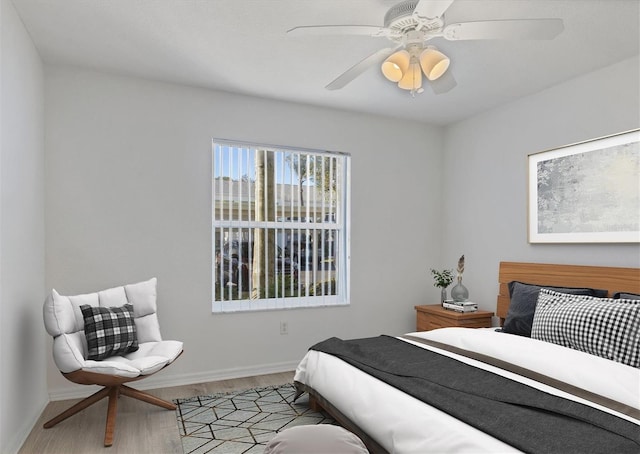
264 425 369 454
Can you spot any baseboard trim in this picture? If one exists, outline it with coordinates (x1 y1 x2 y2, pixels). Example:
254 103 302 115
48 360 299 401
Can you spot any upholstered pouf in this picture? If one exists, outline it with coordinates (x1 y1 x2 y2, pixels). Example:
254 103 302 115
264 425 369 454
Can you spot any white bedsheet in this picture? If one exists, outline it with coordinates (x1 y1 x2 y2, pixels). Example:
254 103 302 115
294 327 640 454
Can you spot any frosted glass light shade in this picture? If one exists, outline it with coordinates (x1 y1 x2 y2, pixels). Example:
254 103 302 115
420 48 450 81
397 62 422 90
381 50 410 82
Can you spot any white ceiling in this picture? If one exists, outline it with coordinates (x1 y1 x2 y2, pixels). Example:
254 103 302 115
12 0 640 125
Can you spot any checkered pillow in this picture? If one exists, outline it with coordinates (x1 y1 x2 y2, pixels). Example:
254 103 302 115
80 303 139 360
531 289 640 368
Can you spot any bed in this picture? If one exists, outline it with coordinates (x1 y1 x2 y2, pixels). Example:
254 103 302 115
293 262 640 453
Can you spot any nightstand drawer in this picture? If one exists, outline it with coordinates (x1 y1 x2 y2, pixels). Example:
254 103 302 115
415 304 493 331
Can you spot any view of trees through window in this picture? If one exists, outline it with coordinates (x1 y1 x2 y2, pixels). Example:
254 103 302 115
212 141 349 312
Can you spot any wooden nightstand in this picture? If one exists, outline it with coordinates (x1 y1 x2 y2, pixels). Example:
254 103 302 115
414 304 494 331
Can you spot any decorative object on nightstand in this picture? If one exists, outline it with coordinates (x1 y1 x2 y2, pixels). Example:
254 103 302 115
430 268 454 305
451 254 470 302
443 300 478 312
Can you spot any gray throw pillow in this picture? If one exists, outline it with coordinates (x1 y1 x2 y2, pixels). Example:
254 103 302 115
613 291 640 300
81 303 139 360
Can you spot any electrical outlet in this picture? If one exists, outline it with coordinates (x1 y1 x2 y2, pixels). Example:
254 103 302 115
280 321 288 335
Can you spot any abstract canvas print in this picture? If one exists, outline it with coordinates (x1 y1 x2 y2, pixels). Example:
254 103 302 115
528 130 640 243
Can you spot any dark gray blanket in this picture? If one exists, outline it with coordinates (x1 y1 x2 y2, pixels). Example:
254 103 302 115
310 335 640 454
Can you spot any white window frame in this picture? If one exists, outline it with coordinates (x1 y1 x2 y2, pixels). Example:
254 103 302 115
212 139 350 313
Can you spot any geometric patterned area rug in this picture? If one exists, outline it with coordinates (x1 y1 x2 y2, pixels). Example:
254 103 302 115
174 383 335 454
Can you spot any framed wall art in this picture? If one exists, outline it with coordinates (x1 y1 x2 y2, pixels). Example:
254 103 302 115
528 129 640 243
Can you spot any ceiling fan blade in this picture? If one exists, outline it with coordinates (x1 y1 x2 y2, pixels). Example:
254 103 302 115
413 0 454 20
444 19 564 40
287 25 399 39
429 70 457 94
326 46 400 90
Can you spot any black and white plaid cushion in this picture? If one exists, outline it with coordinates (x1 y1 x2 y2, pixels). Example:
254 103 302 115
531 289 640 368
80 303 139 361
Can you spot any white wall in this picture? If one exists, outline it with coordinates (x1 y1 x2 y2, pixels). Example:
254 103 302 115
0 0 47 452
28 33 640 436
44 66 444 397
442 56 640 314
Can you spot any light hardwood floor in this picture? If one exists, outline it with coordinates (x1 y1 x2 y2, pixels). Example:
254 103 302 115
19 371 295 454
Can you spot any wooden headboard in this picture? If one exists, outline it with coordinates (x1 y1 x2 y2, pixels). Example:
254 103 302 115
497 261 640 324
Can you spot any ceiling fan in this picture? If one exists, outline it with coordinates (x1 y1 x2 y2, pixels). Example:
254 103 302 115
287 0 564 95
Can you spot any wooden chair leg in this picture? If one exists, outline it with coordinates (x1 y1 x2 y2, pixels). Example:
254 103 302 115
120 385 176 410
43 383 176 447
104 387 120 447
43 387 111 429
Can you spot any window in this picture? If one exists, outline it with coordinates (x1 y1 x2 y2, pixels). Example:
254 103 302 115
212 140 350 312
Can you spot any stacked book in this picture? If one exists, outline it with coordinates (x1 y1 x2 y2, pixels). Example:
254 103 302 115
443 300 478 313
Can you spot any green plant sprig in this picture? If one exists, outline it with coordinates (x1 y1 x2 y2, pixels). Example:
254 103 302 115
430 269 454 288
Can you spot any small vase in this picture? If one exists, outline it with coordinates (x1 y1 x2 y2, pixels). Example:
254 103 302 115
440 287 447 306
451 277 469 302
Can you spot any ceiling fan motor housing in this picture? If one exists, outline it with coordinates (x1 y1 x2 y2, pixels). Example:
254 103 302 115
384 0 444 33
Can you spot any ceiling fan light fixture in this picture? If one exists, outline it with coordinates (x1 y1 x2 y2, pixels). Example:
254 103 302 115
381 50 410 82
419 47 450 81
397 61 422 91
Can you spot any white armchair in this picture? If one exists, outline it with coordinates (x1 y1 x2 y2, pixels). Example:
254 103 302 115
42 277 183 446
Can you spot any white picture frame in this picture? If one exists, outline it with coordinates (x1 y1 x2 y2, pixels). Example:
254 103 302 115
528 129 640 244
